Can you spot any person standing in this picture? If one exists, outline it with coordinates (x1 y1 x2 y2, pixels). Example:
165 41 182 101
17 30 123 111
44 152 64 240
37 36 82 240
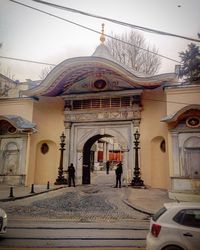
68 163 76 187
106 160 110 174
115 161 123 188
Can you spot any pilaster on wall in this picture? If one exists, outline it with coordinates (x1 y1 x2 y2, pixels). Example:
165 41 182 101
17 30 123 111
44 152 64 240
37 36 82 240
64 122 72 169
132 119 141 131
171 132 181 176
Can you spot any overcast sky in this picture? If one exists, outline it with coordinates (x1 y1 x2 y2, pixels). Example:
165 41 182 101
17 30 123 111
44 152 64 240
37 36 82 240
0 0 200 81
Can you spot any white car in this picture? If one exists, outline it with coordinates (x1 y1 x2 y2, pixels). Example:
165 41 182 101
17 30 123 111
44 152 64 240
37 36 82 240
146 202 200 250
0 208 7 235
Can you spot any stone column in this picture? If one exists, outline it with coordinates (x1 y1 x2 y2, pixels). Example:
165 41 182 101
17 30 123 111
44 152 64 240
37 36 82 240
171 132 181 176
94 142 98 170
64 122 71 170
77 150 83 185
94 142 98 162
103 141 107 164
106 142 109 161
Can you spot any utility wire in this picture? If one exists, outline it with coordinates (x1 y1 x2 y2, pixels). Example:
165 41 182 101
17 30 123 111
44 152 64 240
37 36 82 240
0 55 56 66
143 98 194 106
32 0 200 43
9 0 181 64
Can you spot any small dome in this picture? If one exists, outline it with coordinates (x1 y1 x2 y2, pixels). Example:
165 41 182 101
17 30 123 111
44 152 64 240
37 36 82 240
92 43 113 60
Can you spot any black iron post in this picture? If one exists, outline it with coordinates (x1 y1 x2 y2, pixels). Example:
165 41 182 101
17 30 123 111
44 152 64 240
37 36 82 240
30 184 35 193
131 130 145 187
9 187 14 198
55 132 68 185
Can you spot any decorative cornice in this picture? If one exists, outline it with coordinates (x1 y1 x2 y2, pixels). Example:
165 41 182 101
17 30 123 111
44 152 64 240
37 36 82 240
64 106 141 123
22 56 176 97
165 84 200 94
63 89 142 100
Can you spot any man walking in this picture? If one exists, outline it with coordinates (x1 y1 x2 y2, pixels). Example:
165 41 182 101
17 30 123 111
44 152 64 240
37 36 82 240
68 163 76 187
115 161 123 188
106 160 110 174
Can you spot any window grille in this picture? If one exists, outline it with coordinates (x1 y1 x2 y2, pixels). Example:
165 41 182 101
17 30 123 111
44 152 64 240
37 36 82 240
101 98 110 108
72 97 131 110
111 98 120 107
91 99 100 108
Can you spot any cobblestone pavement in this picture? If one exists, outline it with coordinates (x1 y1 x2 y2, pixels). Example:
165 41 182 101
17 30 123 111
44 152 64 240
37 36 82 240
0 172 150 222
1 185 149 222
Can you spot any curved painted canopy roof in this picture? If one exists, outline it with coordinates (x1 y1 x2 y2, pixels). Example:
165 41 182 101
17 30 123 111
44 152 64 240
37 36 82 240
0 115 37 132
22 43 177 97
161 104 200 123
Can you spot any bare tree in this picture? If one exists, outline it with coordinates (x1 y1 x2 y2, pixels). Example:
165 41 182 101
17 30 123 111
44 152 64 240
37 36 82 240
0 67 17 97
105 31 161 75
0 44 18 96
39 66 54 80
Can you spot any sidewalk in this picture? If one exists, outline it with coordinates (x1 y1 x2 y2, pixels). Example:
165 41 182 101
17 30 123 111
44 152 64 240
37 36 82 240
125 186 174 215
0 183 65 202
0 181 173 215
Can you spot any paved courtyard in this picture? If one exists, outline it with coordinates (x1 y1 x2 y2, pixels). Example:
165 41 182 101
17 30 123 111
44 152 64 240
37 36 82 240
0 171 150 222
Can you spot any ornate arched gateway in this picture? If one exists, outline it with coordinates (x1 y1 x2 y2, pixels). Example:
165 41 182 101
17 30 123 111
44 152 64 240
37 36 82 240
23 39 176 185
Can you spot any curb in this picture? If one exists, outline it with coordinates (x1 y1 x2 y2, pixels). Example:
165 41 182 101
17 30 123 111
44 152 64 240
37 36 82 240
0 186 66 202
123 199 153 216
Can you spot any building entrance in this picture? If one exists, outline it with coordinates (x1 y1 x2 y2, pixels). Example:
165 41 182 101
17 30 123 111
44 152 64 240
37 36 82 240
83 134 113 184
67 122 134 186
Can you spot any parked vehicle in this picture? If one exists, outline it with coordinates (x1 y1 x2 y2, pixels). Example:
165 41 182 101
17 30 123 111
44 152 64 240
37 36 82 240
0 208 7 235
146 202 200 250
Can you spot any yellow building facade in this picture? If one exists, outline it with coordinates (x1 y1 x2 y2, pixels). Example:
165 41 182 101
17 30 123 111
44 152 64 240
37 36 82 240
0 42 200 201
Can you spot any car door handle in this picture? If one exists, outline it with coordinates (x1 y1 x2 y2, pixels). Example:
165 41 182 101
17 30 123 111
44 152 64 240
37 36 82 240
183 232 193 237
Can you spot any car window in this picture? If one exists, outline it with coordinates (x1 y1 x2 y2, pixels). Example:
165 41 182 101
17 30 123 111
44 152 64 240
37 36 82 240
173 209 184 223
152 207 167 222
174 209 200 228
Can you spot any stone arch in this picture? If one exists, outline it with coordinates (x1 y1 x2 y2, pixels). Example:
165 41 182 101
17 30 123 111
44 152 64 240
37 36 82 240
183 136 200 178
150 136 169 188
77 127 128 151
34 140 59 184
72 123 132 185
76 126 130 185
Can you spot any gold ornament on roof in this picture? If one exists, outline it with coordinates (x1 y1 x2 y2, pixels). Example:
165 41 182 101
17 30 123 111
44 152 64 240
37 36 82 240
100 23 105 43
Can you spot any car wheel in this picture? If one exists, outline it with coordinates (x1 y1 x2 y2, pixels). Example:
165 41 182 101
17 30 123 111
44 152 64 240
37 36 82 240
163 246 183 250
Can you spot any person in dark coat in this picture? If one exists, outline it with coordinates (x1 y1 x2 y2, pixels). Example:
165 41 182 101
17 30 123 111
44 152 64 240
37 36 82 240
68 163 75 187
115 161 123 188
106 160 110 174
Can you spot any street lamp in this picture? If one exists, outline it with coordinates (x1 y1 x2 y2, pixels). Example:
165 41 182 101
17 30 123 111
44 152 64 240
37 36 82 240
131 130 145 187
55 132 68 185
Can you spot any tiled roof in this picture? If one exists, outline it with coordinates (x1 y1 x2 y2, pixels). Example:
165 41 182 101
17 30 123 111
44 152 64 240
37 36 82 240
0 115 37 132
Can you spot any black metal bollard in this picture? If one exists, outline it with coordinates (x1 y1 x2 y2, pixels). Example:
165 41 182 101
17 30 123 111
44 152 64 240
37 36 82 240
9 187 14 198
30 184 35 193
47 181 50 190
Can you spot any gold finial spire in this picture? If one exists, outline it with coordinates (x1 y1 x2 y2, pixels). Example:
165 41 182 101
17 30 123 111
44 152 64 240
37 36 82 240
100 23 105 43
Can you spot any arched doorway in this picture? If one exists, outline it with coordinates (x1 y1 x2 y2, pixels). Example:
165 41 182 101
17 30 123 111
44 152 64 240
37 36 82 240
68 122 134 186
82 134 112 184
